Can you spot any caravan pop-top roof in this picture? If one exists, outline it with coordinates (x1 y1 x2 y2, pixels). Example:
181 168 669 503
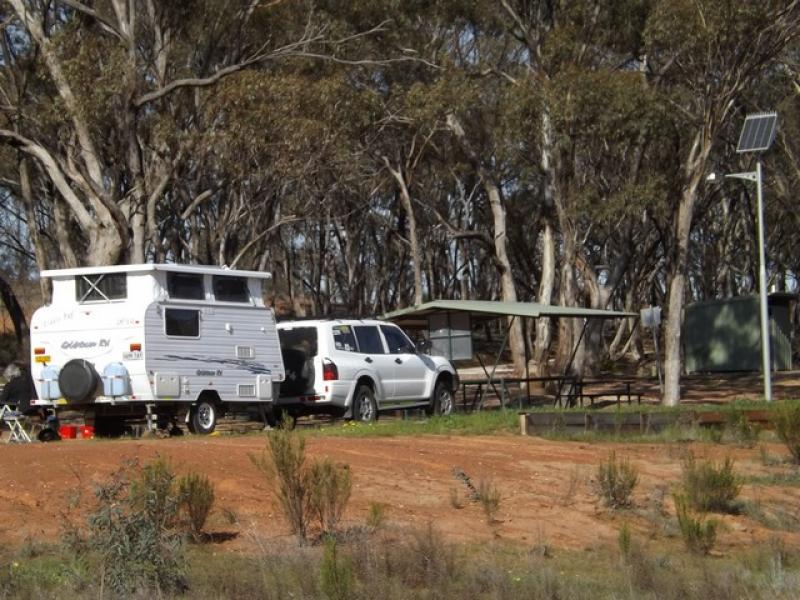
40 264 272 280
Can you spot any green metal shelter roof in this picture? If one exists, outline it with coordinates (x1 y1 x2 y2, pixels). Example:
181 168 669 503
382 299 636 327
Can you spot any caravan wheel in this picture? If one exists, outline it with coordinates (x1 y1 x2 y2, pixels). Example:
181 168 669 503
190 400 217 435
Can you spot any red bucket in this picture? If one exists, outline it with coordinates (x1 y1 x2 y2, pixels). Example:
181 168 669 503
58 425 78 439
80 425 94 439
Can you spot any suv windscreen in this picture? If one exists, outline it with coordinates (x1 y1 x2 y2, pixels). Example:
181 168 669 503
380 325 415 354
353 325 385 354
332 325 358 351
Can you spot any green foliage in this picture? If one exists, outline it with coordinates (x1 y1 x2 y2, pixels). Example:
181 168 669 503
476 479 501 524
309 459 353 535
319 537 354 600
774 402 800 464
681 453 741 513
251 429 312 543
177 472 216 540
86 458 186 596
725 410 760 447
597 451 638 508
674 494 717 556
251 429 353 543
366 502 386 531
618 522 632 559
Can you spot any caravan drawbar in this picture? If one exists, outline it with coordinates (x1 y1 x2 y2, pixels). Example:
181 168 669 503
30 264 286 434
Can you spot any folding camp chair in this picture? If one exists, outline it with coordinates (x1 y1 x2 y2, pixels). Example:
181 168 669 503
0 404 35 443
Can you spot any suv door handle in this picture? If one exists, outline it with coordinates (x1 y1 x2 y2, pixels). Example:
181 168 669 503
364 357 373 364
394 358 403 364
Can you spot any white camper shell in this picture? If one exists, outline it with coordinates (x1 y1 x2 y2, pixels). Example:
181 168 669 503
30 264 285 434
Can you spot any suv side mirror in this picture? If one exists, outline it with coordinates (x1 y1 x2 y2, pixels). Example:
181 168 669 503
417 339 432 354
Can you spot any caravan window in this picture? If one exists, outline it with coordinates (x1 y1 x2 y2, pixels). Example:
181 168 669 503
165 308 200 337
167 272 205 300
76 273 127 302
213 276 250 303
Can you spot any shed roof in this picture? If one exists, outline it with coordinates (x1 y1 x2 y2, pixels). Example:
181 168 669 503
382 299 636 327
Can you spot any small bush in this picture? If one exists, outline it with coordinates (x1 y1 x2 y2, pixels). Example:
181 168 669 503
251 429 312 543
681 453 741 513
597 452 638 508
177 472 215 539
674 494 717 555
87 457 186 596
476 479 501 523
309 459 352 535
319 537 354 600
726 411 759 447
251 430 352 543
618 522 632 559
366 502 386 531
774 402 800 463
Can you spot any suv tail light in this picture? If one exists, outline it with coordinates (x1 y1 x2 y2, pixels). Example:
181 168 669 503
323 360 338 381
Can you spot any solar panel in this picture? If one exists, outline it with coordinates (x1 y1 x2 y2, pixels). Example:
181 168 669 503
736 112 777 153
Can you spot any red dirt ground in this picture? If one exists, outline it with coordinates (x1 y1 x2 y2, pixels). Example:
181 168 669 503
2 432 799 555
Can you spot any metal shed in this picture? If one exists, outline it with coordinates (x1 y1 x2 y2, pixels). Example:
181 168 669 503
683 293 795 373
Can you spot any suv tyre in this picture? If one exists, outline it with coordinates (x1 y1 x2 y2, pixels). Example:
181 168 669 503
432 379 455 416
353 384 377 422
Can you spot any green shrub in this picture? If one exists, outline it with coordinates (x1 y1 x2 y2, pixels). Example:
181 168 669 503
774 402 800 464
366 502 386 531
726 411 759 447
251 429 312 543
87 458 186 596
177 472 215 539
618 522 632 559
319 537 354 600
309 459 352 535
674 494 717 555
476 479 501 524
681 453 741 513
251 430 353 543
597 452 638 508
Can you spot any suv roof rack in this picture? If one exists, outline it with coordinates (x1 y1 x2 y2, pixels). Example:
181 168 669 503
275 315 375 322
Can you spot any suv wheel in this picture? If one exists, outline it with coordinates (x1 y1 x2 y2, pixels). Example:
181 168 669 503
432 380 455 416
354 385 377 422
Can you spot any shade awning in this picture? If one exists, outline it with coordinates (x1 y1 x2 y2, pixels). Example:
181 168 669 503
382 299 637 327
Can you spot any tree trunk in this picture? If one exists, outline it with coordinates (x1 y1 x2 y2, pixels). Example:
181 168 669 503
446 112 526 376
532 218 555 376
663 132 711 406
385 158 423 306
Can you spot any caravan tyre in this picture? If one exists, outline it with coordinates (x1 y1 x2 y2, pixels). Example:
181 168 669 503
190 400 217 435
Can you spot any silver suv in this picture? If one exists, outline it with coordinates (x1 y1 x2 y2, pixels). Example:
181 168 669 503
276 319 458 421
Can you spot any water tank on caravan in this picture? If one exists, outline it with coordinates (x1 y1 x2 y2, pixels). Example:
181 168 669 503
102 362 130 397
40 365 61 400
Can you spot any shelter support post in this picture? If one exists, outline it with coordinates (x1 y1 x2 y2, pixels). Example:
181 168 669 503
557 318 589 405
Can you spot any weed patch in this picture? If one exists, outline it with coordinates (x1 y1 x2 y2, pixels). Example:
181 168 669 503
681 453 741 513
597 451 638 508
674 494 717 555
774 403 800 463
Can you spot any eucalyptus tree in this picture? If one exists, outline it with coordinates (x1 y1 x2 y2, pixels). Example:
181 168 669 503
644 0 800 405
0 0 384 267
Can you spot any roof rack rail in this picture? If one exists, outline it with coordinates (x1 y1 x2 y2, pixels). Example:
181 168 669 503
275 314 374 322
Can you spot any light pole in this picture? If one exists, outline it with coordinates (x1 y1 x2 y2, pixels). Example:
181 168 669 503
708 164 771 402
705 111 778 403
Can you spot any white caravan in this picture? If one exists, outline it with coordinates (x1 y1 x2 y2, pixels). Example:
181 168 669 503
30 264 285 435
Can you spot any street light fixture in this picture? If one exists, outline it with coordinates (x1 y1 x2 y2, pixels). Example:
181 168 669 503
707 112 778 403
